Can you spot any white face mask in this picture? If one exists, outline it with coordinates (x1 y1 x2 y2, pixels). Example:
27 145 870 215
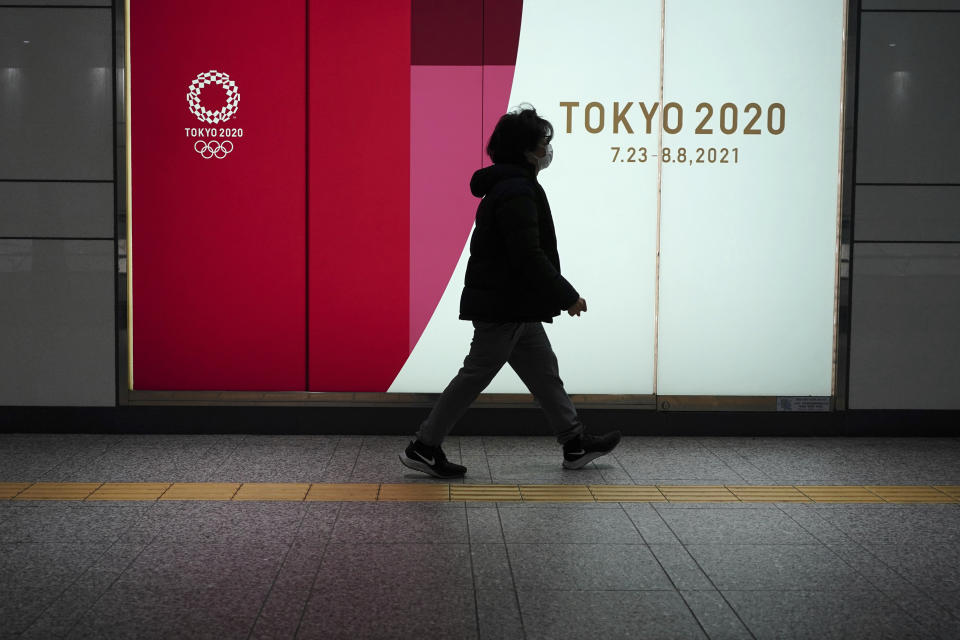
526 143 553 171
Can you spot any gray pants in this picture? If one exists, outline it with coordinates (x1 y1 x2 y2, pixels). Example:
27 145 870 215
415 321 585 447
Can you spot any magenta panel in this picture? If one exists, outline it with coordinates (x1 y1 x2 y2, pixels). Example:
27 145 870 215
409 65 483 350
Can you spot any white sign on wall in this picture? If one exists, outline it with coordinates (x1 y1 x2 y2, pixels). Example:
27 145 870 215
391 0 846 397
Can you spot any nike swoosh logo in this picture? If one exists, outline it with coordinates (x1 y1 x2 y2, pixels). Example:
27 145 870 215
414 451 436 465
567 450 586 455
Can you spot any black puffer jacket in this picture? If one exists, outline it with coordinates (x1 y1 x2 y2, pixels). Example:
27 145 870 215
459 163 579 323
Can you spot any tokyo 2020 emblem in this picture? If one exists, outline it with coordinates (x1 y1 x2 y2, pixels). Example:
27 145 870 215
186 70 239 124
185 70 243 160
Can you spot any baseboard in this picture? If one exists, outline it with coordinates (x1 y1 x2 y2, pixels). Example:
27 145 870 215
0 406 957 437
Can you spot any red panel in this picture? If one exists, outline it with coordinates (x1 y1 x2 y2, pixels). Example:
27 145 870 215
483 0 524 65
130 0 306 390
309 0 411 391
411 0 482 65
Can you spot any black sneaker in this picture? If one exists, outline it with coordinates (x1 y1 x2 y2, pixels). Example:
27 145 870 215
562 431 621 469
399 440 466 478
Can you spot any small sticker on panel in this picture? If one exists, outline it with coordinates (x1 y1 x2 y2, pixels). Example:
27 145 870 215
777 396 831 412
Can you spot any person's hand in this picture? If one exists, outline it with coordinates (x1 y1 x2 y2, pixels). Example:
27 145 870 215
567 297 587 317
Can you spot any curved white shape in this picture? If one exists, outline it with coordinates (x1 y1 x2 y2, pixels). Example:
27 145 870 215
390 0 661 394
389 236 527 393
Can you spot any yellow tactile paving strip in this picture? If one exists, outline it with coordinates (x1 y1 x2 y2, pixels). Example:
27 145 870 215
234 483 310 501
0 483 32 499
451 485 523 502
1 482 959 503
659 486 741 502
88 483 172 501
159 483 240 501
306 483 379 501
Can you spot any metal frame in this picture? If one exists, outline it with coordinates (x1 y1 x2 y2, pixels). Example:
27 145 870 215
114 0 859 412
115 0 130 407
834 0 861 410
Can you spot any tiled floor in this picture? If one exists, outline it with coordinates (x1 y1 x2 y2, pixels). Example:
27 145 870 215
1 434 959 638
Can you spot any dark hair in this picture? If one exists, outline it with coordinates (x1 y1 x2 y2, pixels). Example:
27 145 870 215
486 103 553 165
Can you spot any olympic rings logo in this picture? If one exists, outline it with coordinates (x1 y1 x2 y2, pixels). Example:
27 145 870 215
187 70 240 124
194 140 234 159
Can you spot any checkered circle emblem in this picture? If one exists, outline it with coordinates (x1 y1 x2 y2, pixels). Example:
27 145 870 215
186 70 240 124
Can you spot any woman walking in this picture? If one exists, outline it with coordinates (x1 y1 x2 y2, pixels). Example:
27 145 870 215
400 105 621 478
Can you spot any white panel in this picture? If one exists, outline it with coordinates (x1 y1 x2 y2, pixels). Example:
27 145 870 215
656 0 844 395
391 0 661 393
0 239 115 406
850 243 960 409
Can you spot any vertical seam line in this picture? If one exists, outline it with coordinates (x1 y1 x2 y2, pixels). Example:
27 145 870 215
653 0 665 397
305 0 310 392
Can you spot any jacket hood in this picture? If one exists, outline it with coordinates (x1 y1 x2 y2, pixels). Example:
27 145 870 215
470 162 535 198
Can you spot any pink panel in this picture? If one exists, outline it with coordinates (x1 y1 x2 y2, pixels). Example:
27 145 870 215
409 65 483 350
482 65 517 160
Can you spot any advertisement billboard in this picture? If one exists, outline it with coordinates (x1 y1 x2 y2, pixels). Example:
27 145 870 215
128 0 846 397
